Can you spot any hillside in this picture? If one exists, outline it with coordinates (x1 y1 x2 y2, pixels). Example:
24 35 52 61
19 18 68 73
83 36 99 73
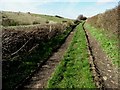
86 6 119 35
1 11 73 26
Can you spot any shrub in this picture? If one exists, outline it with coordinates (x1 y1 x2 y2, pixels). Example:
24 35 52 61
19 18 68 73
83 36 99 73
2 23 67 59
55 15 63 18
76 14 87 21
86 6 118 34
33 21 40 24
2 18 19 26
46 20 49 24
27 12 31 14
66 20 74 26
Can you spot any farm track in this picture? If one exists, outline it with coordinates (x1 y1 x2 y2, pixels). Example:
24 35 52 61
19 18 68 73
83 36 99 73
16 22 118 89
18 25 77 89
83 22 118 89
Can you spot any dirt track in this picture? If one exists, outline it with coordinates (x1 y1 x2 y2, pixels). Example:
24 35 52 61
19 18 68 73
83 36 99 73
18 22 118 89
20 26 76 89
83 23 118 89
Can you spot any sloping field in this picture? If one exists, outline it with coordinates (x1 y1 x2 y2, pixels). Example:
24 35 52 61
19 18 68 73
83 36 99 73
1 11 73 26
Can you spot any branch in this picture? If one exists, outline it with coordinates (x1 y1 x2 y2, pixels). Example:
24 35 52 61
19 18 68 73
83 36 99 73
11 38 32 57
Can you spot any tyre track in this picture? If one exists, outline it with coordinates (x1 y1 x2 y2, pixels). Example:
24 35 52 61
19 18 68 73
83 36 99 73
82 22 104 89
82 22 118 89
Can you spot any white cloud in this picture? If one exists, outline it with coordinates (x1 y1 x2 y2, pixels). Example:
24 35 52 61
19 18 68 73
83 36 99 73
96 0 118 5
0 0 51 13
1 0 55 3
2 0 114 3
0 2 42 14
0 0 118 19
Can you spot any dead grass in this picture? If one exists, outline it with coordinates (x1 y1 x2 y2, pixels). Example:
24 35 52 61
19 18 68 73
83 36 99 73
85 6 119 66
1 11 48 26
86 6 119 35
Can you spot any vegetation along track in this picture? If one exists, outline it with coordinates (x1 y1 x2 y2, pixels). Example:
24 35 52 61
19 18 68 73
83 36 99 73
17 24 77 89
83 22 118 89
2 23 74 90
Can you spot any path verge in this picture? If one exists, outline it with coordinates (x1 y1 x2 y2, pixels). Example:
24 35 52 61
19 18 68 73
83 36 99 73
84 23 118 89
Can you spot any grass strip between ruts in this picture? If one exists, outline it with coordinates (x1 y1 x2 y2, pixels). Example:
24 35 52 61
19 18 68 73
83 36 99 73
47 23 96 88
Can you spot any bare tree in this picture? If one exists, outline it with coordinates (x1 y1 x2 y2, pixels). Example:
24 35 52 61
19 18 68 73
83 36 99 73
76 14 87 21
74 14 87 24
27 12 31 14
76 14 83 21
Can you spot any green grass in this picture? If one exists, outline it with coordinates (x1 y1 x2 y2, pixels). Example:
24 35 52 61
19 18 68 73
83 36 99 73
1 11 73 26
33 14 71 23
47 23 96 88
2 26 73 90
1 11 45 26
84 23 118 66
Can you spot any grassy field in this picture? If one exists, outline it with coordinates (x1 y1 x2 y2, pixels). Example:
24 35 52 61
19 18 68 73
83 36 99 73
84 23 118 66
32 13 72 23
47 23 96 88
1 11 73 26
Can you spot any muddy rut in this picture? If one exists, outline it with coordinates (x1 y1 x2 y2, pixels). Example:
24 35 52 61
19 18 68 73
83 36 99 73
20 26 76 89
83 23 118 89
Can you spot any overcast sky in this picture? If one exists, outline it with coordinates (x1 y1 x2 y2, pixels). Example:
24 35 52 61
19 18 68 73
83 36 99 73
0 0 119 19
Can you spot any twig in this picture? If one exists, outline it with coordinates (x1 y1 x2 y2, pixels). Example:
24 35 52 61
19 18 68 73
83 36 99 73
28 44 39 54
11 38 32 57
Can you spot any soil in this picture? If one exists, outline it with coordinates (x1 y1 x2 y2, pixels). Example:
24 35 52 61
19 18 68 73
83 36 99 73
21 27 76 89
84 24 118 89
